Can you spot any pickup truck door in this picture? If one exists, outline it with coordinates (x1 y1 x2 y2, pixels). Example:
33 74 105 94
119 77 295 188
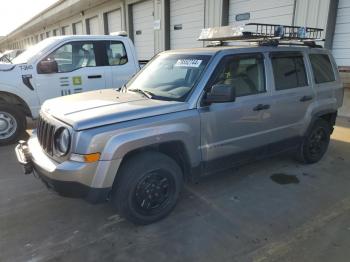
106 40 139 89
200 53 275 172
33 41 108 104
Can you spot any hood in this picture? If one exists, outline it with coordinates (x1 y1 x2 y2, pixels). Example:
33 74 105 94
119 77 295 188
0 63 15 72
42 89 189 130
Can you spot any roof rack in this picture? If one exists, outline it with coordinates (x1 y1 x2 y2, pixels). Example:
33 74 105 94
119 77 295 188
198 23 324 47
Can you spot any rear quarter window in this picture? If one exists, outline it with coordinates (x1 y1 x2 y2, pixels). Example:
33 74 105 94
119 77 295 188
309 54 335 84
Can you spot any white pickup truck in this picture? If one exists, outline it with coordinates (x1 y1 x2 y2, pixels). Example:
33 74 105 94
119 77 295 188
0 34 140 145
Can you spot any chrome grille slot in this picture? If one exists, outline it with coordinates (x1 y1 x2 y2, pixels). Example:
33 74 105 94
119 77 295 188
37 115 56 155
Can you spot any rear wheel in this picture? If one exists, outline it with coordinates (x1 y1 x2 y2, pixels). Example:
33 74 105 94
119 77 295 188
112 151 183 225
0 105 26 146
296 119 331 164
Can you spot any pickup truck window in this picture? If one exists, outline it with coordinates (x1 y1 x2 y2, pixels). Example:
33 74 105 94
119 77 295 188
107 41 128 66
46 42 98 72
309 54 335 84
127 54 210 101
211 54 266 97
271 52 308 90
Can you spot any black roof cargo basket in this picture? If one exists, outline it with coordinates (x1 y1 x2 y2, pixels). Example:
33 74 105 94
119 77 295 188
198 23 324 47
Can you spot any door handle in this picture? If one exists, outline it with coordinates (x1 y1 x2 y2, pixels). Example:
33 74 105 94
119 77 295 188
300 95 313 102
88 75 102 79
253 104 270 111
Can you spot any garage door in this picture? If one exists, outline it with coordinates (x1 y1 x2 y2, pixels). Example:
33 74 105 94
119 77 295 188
62 25 72 35
88 16 100 35
132 0 154 60
107 9 122 34
229 0 294 25
74 22 84 35
332 0 350 66
170 0 204 49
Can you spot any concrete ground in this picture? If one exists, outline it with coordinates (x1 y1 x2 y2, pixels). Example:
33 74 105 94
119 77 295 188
1 118 350 262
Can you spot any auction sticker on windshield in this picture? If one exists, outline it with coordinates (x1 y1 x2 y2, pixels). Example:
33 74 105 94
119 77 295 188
174 59 202 68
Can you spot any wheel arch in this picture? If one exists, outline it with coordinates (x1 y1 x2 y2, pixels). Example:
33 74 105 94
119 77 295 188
313 110 338 133
0 91 32 117
111 140 193 191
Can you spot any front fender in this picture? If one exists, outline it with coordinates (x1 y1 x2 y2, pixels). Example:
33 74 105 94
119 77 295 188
101 122 201 167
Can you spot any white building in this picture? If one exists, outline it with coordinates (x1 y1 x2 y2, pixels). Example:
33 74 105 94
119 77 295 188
0 0 349 93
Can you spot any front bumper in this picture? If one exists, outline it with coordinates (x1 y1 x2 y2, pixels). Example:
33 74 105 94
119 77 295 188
15 137 112 203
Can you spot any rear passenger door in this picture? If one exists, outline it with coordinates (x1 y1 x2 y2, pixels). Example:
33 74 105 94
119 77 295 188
268 51 315 141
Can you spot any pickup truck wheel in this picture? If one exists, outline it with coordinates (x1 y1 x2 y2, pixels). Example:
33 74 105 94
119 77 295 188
0 105 26 146
296 119 331 164
112 151 183 225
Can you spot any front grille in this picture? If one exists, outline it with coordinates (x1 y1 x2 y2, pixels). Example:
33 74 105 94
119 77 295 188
37 115 56 155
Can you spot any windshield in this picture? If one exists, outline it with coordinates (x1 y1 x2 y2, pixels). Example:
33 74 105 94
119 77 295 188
126 54 211 101
12 38 57 64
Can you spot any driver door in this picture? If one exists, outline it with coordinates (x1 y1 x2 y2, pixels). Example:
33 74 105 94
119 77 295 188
33 41 108 104
199 53 275 172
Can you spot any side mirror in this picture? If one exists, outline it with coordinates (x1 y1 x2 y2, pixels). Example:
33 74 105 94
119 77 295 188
205 84 236 104
37 59 58 74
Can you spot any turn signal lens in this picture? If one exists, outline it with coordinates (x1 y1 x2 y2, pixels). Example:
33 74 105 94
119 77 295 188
70 153 101 163
84 153 101 163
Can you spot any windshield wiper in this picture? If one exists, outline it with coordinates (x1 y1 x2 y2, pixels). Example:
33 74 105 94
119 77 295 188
128 88 154 99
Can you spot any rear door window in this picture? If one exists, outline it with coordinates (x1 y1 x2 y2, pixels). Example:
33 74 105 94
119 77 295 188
271 52 308 90
107 41 128 66
309 54 335 84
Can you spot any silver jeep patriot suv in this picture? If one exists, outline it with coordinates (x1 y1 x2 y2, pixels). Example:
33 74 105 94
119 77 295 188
16 24 344 225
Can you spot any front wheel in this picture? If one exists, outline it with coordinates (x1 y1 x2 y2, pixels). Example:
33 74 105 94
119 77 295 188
0 105 26 146
296 119 331 164
112 151 183 225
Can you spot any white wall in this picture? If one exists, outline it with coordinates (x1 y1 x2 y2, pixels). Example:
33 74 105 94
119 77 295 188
333 0 350 67
294 0 330 38
1 0 346 69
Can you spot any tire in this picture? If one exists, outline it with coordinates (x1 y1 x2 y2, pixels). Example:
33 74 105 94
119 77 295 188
0 105 26 146
112 151 184 225
296 119 331 164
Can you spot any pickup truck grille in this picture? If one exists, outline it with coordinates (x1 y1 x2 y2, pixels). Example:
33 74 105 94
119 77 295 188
37 116 56 155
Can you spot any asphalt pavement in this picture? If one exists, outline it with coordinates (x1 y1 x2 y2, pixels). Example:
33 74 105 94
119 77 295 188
1 118 350 262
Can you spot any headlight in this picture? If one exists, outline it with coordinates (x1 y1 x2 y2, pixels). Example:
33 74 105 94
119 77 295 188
54 127 71 156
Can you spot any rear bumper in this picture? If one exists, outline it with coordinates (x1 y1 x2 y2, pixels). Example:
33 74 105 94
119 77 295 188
15 138 112 204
